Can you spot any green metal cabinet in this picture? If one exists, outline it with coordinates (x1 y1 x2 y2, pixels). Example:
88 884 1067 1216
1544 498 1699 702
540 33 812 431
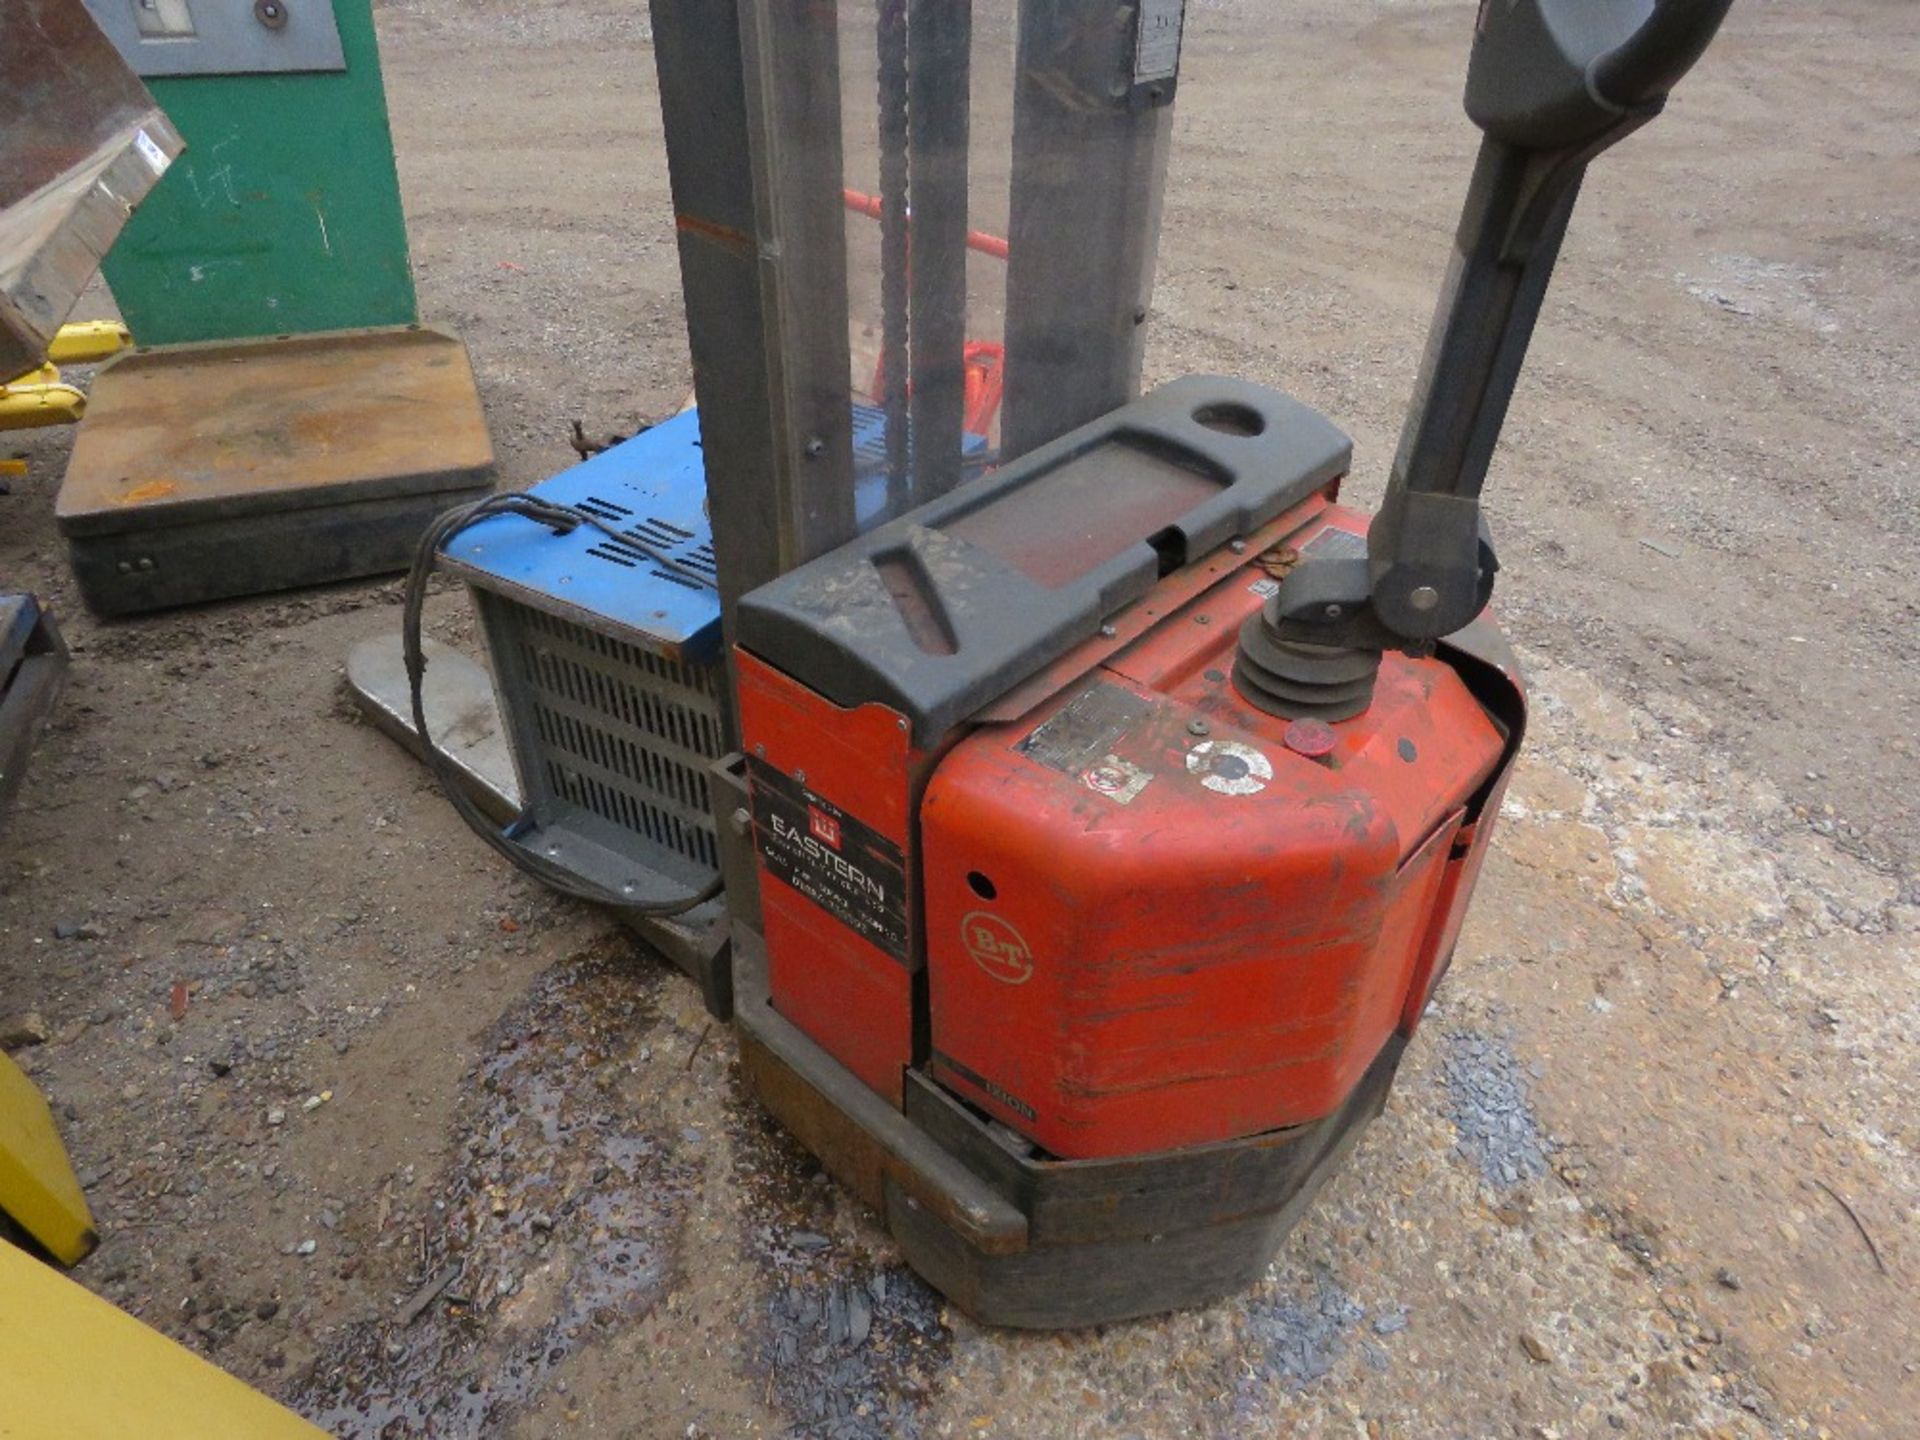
97 0 417 344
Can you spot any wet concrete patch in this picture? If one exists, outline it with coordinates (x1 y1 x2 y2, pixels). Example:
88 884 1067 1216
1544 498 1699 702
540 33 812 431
289 945 695 1437
729 1106 953 1440
1439 1027 1552 1188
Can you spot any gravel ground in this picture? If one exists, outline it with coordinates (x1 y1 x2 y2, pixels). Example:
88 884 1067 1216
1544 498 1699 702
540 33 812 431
2 1 1914 1437
1439 1029 1553 1191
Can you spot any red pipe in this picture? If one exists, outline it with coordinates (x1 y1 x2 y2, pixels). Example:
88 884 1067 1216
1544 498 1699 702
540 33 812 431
842 187 1010 261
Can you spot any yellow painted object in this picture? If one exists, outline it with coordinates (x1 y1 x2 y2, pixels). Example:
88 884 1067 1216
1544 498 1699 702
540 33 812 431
45 321 133 366
1 326 127 430
0 364 88 429
0 1240 332 1440
0 1050 95 1266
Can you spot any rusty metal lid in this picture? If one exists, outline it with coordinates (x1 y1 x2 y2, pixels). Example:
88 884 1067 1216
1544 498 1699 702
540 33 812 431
56 325 494 537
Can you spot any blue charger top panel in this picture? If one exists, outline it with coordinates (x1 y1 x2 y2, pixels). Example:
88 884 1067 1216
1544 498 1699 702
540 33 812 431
443 409 724 664
443 404 989 667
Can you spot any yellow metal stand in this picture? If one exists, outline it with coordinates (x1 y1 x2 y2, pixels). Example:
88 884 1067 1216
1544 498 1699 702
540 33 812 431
0 1050 95 1267
0 363 87 429
0 323 133 432
46 321 132 365
0 1240 331 1439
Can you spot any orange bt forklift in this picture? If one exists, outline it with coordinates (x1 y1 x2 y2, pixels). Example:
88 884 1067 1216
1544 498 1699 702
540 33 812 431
407 0 1736 1328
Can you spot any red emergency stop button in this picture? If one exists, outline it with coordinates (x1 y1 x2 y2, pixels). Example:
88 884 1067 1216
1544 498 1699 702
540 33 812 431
1283 718 1338 758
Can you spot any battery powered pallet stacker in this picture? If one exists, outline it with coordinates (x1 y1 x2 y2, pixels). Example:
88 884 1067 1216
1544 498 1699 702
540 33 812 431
398 0 1735 1327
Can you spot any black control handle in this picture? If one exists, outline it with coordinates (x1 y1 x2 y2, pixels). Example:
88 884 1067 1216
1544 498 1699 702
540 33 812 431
1463 1 1737 150
1592 0 1739 111
1257 0 1735 662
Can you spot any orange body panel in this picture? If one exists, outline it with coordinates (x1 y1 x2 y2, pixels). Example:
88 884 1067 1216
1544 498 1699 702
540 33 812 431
735 651 924 1105
1399 770 1510 1037
739 505 1519 1162
920 513 1508 1158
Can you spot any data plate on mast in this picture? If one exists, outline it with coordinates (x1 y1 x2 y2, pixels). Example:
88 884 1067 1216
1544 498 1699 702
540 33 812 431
1133 0 1187 97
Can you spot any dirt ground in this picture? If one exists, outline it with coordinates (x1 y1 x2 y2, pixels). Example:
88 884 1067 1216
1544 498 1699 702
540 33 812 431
3 1 1916 1437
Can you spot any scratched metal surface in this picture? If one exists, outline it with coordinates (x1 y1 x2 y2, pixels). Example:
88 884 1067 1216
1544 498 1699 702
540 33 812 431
444 403 990 662
55 326 493 533
444 409 724 660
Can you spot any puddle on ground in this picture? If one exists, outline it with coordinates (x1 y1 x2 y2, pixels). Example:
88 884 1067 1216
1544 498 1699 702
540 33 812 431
727 1102 953 1440
290 945 695 1437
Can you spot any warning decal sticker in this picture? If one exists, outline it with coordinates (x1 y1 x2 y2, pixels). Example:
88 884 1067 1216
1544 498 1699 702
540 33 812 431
747 756 908 962
1302 524 1367 560
1081 753 1154 805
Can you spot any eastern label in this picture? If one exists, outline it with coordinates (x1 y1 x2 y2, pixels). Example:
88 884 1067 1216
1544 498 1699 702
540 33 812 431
936 1051 1038 1122
961 911 1034 986
748 756 907 962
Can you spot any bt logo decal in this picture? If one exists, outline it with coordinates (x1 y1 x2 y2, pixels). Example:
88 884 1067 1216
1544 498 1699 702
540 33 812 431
961 911 1034 985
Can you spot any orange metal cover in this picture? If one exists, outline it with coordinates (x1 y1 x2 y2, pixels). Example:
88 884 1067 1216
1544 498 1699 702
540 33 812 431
920 513 1508 1160
735 649 925 1106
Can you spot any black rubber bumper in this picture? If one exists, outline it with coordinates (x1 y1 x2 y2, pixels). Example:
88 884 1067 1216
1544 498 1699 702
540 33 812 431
732 928 1405 1329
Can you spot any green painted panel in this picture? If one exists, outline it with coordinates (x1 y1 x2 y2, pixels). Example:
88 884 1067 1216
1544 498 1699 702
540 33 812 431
99 0 416 345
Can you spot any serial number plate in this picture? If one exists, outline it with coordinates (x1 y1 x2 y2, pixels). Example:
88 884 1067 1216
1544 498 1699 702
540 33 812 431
1134 0 1188 84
